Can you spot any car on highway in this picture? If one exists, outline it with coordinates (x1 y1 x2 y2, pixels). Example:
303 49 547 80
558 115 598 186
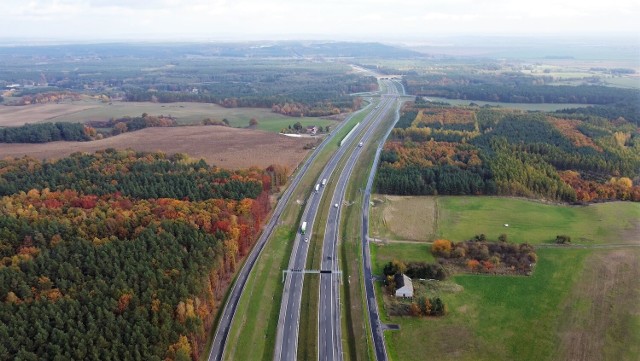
304 237 309 243
334 203 338 208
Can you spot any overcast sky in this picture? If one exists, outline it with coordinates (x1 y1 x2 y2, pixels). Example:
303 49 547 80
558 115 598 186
1 0 638 41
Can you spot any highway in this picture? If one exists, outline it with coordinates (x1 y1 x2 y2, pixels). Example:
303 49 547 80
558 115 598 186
273 96 390 361
209 74 403 361
318 84 399 361
361 80 405 361
206 99 370 361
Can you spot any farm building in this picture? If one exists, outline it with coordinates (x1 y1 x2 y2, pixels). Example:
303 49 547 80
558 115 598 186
306 126 318 135
394 273 413 298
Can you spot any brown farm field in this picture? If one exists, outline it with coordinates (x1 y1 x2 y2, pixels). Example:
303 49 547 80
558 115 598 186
0 102 100 126
0 100 332 128
0 126 312 170
558 249 640 361
369 194 437 242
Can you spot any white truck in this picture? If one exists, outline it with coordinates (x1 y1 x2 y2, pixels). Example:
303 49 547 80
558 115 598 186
315 184 320 192
321 178 327 186
301 221 307 235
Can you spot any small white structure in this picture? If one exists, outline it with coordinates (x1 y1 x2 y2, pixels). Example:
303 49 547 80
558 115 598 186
394 274 414 298
504 224 509 227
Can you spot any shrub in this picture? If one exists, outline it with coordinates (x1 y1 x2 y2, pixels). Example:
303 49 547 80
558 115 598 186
431 239 452 258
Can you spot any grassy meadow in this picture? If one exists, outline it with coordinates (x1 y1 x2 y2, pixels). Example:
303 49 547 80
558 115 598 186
370 196 640 361
436 197 639 245
370 242 435 276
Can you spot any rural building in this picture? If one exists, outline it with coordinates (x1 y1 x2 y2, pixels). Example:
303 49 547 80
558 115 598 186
394 273 413 298
306 126 318 135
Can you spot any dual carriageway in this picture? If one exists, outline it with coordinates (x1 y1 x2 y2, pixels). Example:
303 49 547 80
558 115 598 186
210 78 404 361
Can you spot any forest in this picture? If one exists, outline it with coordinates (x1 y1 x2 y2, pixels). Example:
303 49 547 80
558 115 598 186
0 150 278 360
0 55 378 117
375 102 640 202
0 122 92 143
403 72 640 111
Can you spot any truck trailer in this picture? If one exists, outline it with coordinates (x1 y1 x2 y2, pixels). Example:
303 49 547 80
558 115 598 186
301 221 307 234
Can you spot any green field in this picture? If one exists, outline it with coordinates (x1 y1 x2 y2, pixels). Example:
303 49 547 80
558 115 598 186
602 76 640 89
424 97 590 111
436 197 640 245
41 100 337 133
371 196 640 361
382 248 591 361
371 242 435 275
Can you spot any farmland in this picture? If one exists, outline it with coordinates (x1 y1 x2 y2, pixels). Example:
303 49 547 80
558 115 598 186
369 195 437 242
0 100 337 133
371 196 640 361
370 195 640 245
436 197 640 245
0 125 312 170
420 97 591 111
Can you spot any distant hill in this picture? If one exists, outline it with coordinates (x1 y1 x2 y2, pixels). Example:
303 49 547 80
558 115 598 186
0 41 422 59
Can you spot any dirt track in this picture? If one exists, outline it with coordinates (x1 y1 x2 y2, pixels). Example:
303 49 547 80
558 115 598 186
0 126 311 170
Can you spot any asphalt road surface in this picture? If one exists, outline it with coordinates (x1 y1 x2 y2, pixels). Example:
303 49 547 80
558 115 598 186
361 80 405 361
318 89 398 361
273 97 388 361
274 78 401 361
